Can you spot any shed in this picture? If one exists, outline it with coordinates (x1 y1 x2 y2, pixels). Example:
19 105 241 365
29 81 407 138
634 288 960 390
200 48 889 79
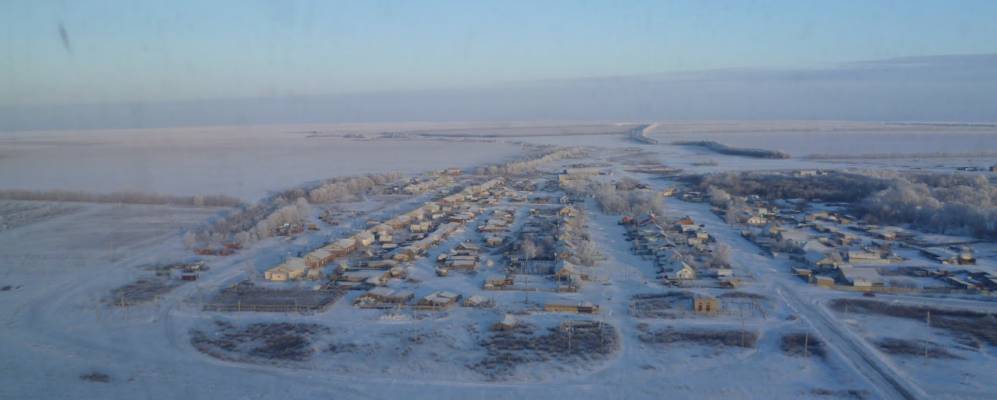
693 296 720 315
492 314 518 331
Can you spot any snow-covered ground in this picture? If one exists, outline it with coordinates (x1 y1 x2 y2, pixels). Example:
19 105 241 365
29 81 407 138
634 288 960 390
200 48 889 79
1 121 995 399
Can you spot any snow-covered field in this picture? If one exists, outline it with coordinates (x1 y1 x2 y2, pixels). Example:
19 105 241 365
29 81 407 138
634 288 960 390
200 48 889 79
0 124 524 201
1 121 995 399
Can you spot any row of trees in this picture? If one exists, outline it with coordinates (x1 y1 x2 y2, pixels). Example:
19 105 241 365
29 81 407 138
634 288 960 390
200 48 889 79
561 178 664 216
0 189 242 208
693 171 889 202
859 174 997 238
477 146 586 176
307 173 402 203
696 170 997 238
187 172 403 249
185 197 312 248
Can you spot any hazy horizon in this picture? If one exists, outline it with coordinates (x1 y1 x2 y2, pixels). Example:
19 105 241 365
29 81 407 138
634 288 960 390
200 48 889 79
4 1 997 131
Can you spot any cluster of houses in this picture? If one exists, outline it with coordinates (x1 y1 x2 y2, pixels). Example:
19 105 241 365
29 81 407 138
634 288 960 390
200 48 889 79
717 189 991 292
484 205 592 292
395 171 457 195
623 212 735 286
557 165 605 187
436 242 482 275
263 178 505 283
352 287 485 310
478 208 516 247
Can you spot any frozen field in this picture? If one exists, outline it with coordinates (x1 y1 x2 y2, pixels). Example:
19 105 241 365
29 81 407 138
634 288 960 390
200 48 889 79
1 121 995 400
0 124 525 201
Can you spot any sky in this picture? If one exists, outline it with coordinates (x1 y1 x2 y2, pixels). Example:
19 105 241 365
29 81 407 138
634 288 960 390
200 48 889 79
1 1 996 128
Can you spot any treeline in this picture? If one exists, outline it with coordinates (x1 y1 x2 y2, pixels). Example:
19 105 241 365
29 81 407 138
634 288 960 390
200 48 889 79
308 173 402 203
188 172 402 249
0 189 242 208
805 151 997 160
695 170 997 238
673 141 790 159
477 146 587 176
691 171 889 202
859 173 997 238
562 177 664 216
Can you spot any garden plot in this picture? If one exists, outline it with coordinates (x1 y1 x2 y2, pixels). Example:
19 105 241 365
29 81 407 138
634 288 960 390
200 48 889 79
471 319 619 381
108 278 183 306
203 281 345 312
191 321 331 363
637 325 759 349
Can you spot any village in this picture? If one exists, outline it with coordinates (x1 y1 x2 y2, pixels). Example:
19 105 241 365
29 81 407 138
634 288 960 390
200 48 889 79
15 137 993 399
136 148 994 390
692 177 997 296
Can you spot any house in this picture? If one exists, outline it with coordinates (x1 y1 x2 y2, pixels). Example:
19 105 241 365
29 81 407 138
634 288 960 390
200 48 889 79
304 248 335 268
957 247 976 265
837 265 883 287
484 277 514 290
264 257 309 281
693 296 720 315
448 257 478 271
455 242 481 253
792 267 813 280
944 276 977 290
869 227 901 241
846 250 898 265
677 263 697 280
776 229 810 248
815 275 836 288
337 269 389 285
484 235 504 247
418 291 462 309
363 259 399 270
354 287 414 307
665 262 696 281
492 314 518 330
305 268 323 280
746 216 767 226
464 295 494 308
559 206 578 218
675 216 696 230
554 261 587 282
354 231 375 247
410 222 430 233
562 167 602 176
544 302 599 314
715 267 734 278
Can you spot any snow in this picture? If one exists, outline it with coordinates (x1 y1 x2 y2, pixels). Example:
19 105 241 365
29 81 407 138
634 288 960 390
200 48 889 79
1 121 994 399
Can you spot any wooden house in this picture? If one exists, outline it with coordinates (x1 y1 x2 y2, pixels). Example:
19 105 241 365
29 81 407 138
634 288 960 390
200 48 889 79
417 291 462 309
354 288 413 308
264 257 308 281
693 296 720 315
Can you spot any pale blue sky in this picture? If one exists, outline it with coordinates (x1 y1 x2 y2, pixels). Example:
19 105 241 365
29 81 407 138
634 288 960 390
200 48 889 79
2 0 997 106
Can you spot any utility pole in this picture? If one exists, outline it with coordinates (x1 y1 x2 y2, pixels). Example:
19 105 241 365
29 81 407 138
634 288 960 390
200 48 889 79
524 274 529 305
804 332 810 359
924 310 931 363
